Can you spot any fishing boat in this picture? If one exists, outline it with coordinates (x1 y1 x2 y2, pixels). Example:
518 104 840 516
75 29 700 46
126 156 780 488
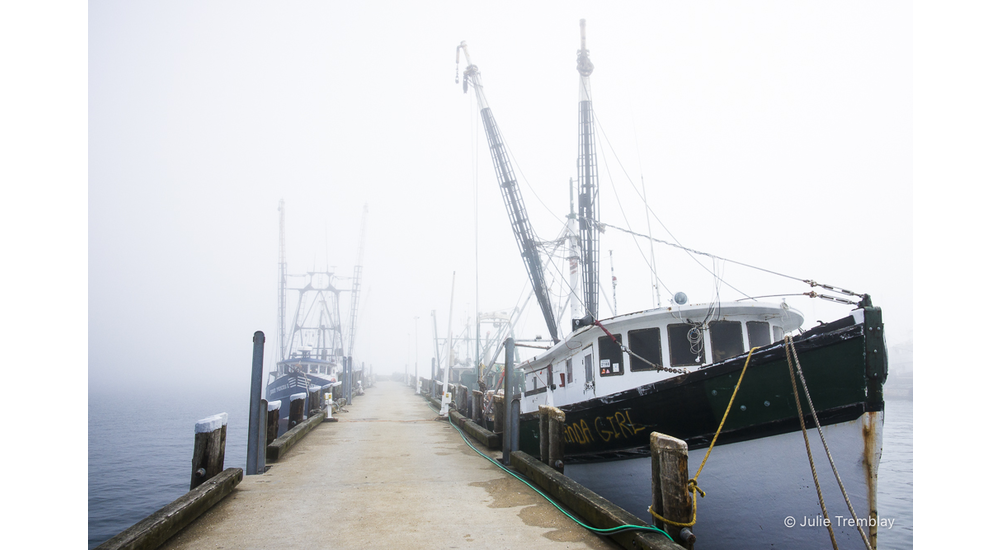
457 21 886 549
264 271 344 428
265 201 368 430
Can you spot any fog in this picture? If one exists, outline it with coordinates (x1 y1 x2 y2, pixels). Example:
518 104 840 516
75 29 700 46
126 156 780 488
83 1 912 395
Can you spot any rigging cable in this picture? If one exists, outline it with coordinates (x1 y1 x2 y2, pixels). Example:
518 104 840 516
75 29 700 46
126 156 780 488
593 219 865 304
590 107 865 302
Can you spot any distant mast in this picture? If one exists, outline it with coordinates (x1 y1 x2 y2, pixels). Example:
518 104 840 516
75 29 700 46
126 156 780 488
277 199 287 362
576 19 600 327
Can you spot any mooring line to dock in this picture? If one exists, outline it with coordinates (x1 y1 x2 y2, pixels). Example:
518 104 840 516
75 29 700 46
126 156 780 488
784 336 874 550
431 401 677 543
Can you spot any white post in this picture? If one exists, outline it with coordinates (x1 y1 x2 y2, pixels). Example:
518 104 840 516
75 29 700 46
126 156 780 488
414 316 420 394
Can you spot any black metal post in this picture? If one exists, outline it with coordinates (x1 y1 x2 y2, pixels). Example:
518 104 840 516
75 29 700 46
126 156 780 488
247 331 265 475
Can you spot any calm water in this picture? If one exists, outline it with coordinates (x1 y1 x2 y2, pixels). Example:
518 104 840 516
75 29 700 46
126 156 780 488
878 397 914 549
88 385 249 549
88 391 913 548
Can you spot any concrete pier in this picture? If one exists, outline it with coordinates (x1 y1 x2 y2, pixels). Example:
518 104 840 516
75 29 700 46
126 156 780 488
160 381 618 549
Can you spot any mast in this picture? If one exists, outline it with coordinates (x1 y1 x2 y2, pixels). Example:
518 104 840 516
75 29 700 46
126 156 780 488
457 42 560 343
347 204 367 359
277 199 287 362
576 19 600 326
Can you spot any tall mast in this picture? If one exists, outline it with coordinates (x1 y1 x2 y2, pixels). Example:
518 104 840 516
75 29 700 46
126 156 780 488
457 42 560 343
576 19 600 325
277 199 287 361
347 204 368 359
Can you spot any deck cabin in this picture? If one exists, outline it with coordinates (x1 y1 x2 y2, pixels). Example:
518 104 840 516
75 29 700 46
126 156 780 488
516 302 806 413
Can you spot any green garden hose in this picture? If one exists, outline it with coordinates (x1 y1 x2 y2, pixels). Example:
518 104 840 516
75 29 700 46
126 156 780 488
436 403 676 544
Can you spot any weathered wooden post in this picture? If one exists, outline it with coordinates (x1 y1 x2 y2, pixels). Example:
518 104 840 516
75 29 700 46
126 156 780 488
493 392 505 435
548 406 565 473
266 401 280 445
472 390 484 425
289 393 306 429
246 331 265 476
191 413 227 490
650 432 694 547
308 385 321 415
458 385 469 416
538 405 551 465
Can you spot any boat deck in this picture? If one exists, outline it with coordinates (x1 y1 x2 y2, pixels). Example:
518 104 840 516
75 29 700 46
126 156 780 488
159 381 618 550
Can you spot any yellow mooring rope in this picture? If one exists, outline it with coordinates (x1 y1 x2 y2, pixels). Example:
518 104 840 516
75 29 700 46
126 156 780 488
647 346 760 528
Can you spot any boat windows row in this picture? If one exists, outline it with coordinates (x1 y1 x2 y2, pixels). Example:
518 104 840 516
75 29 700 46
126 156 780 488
593 320 784 377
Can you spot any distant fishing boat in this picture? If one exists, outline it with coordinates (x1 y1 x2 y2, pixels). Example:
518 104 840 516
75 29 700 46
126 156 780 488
457 20 886 549
265 201 368 431
264 273 343 428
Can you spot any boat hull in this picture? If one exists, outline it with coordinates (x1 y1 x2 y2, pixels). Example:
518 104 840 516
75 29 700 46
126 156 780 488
516 306 886 547
565 410 883 549
518 308 884 456
265 372 336 422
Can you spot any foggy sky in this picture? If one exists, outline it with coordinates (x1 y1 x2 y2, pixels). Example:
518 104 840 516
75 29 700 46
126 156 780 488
82 1 915 394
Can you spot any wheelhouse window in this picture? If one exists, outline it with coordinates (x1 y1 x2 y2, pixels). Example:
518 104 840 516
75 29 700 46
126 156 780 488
709 321 745 363
598 334 624 376
747 321 771 349
584 350 594 384
565 357 573 384
666 324 704 367
628 327 662 372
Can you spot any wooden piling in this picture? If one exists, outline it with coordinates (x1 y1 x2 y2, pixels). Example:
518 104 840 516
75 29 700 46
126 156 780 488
538 406 551 465
650 432 693 546
308 385 322 415
548 406 565 473
266 401 280 445
472 390 483 425
289 393 306 429
190 413 228 490
455 385 465 415
493 392 505 435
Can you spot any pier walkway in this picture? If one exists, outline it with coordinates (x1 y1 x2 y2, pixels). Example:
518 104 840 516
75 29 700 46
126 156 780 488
161 381 618 550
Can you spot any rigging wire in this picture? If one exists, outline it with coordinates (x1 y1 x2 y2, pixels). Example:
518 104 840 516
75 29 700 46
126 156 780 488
589 111 864 301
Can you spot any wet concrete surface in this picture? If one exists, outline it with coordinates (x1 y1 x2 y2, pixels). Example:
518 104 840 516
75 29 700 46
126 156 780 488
160 381 619 550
